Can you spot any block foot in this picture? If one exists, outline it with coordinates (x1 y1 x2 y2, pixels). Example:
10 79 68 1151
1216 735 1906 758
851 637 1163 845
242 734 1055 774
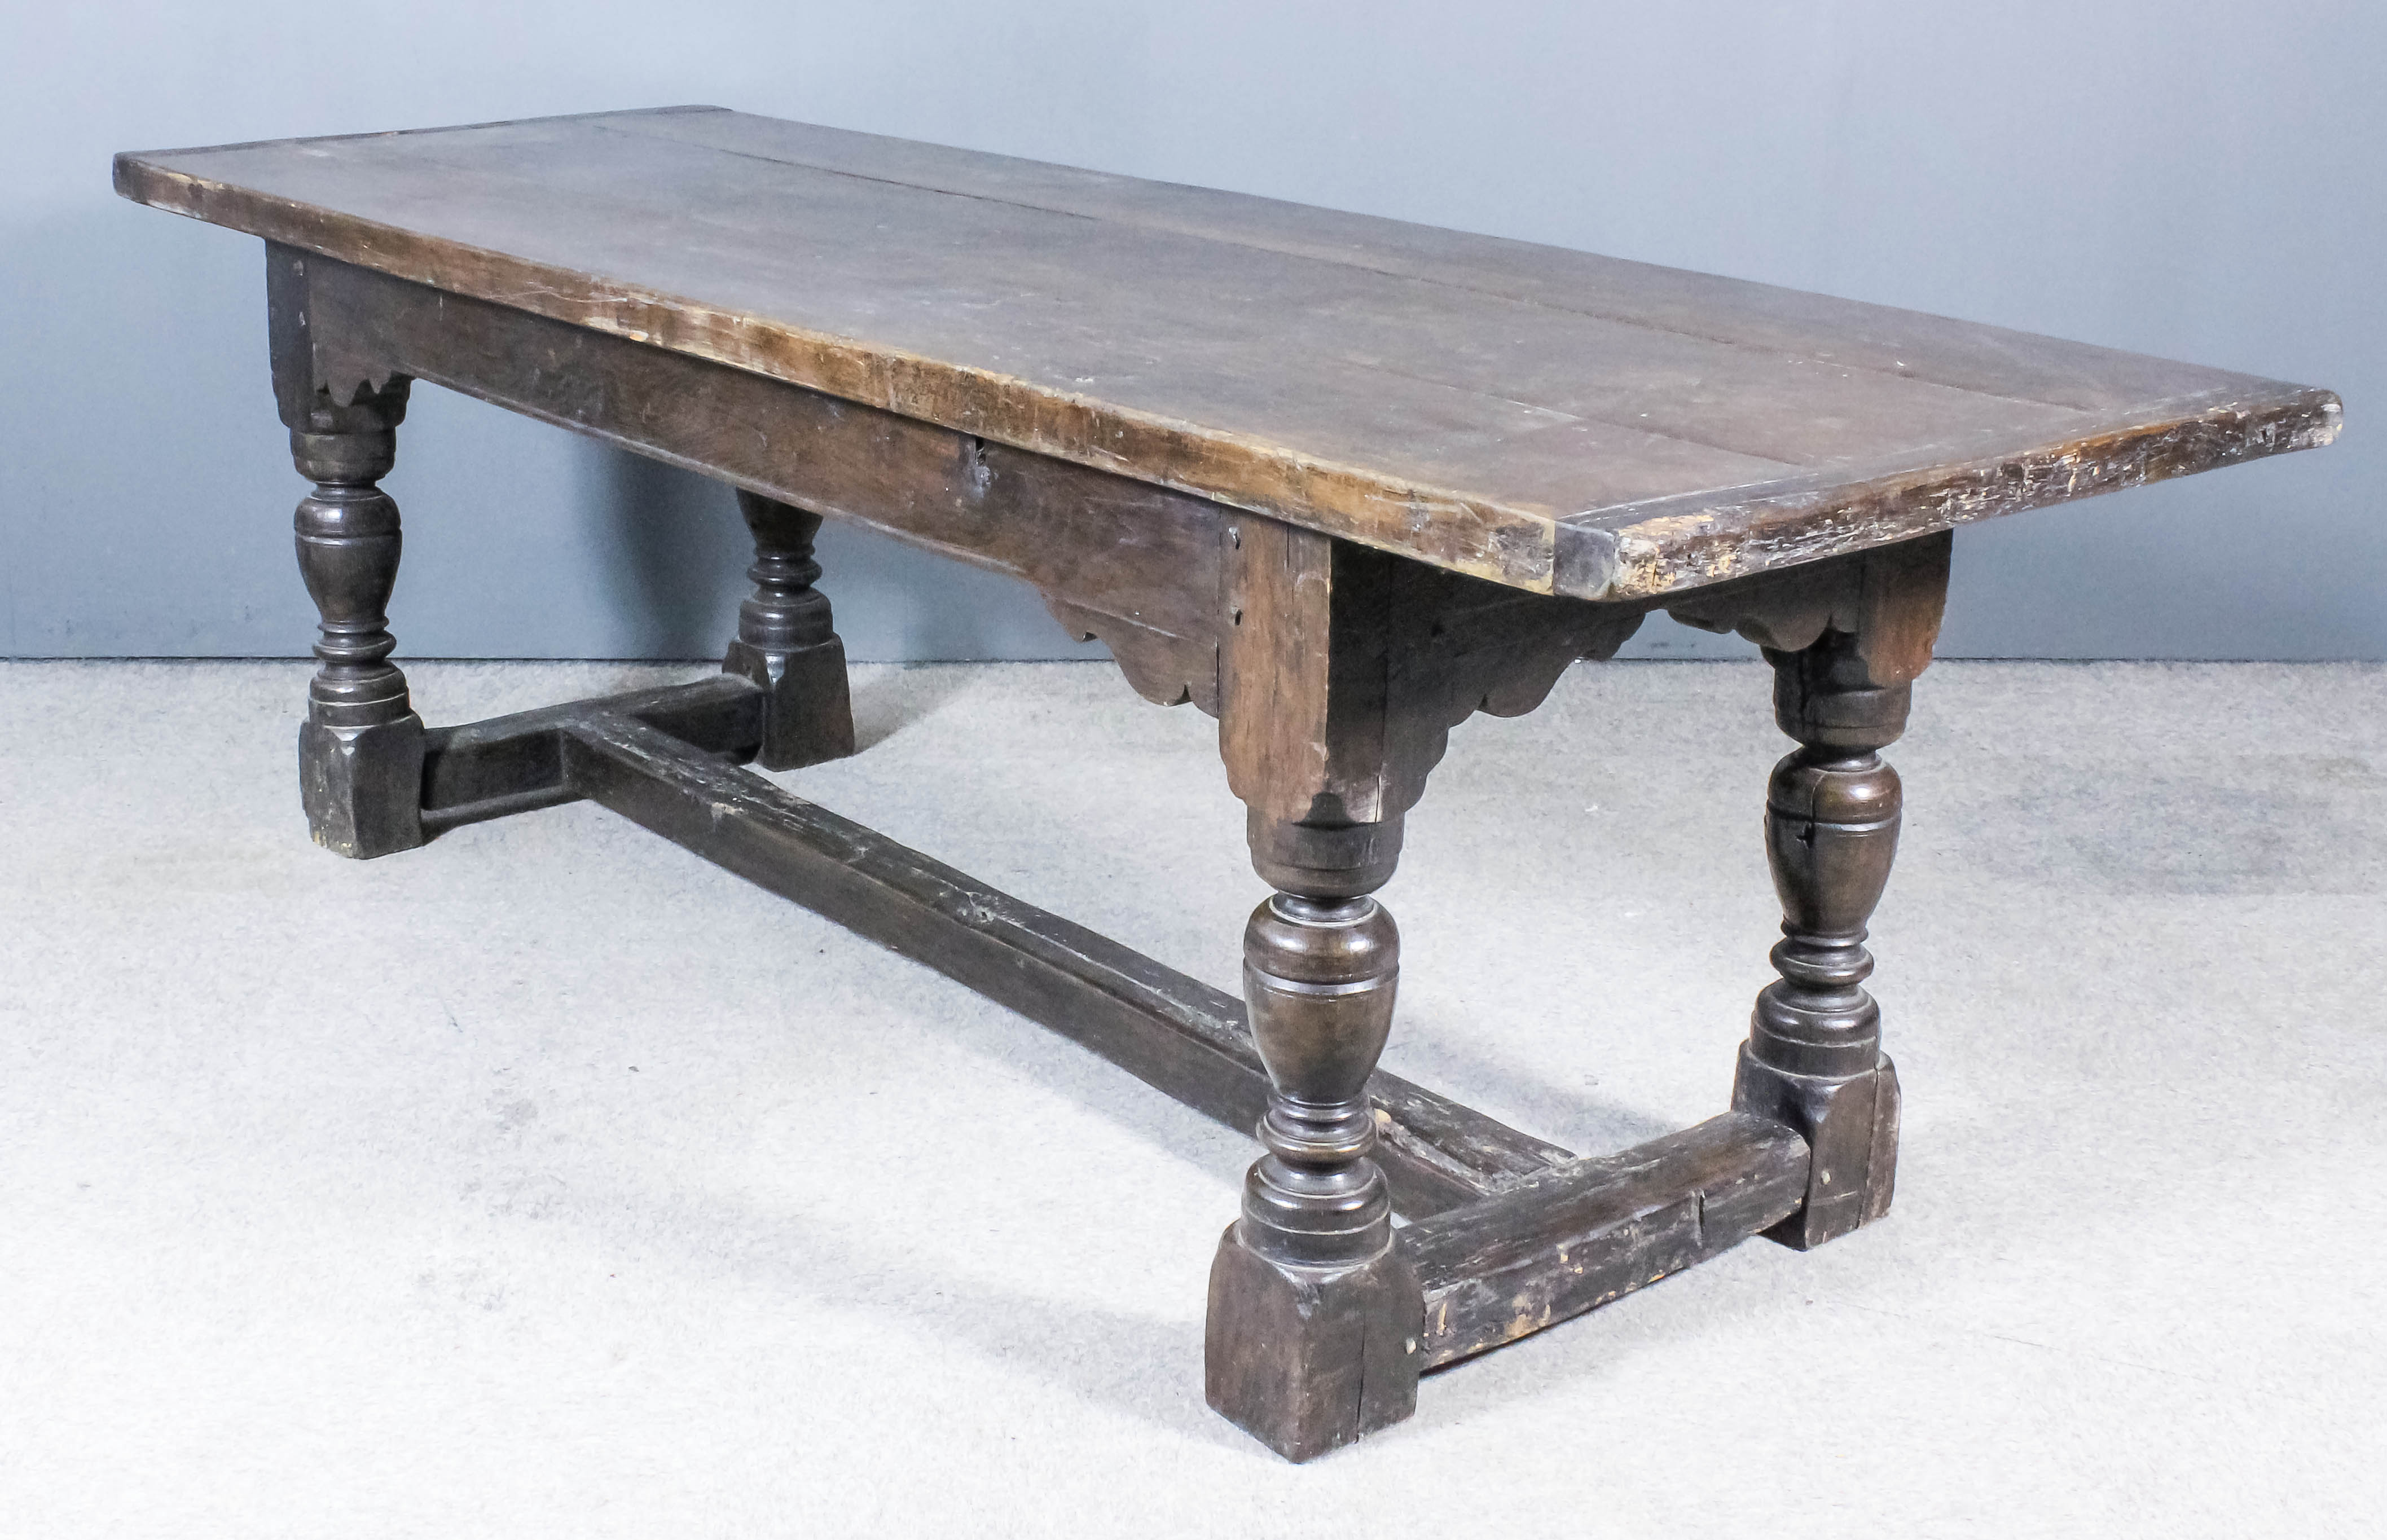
1205 1227 1422 1462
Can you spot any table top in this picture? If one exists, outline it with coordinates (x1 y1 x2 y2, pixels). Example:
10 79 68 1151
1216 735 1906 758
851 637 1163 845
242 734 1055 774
116 107 2340 602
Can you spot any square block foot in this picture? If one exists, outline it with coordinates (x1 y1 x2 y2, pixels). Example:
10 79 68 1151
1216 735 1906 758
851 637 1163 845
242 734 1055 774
724 638 855 771
300 714 425 859
1733 1045 1900 1251
1204 1225 1423 1462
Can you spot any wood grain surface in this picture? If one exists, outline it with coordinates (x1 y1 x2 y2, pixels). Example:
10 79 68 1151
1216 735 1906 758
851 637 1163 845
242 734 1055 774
117 107 2340 600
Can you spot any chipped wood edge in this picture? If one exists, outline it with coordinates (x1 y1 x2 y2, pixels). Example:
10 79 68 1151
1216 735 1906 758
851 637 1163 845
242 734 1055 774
1585 386 2344 599
1399 1113 1810 1369
113 154 1564 593
116 153 2342 605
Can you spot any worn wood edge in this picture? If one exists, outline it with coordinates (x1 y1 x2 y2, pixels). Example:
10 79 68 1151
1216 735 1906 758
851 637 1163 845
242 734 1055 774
286 252 1228 714
1399 1112 1810 1369
115 144 2342 605
113 155 1564 594
1662 530 1952 683
512 703 1566 1213
1371 1077 1576 1204
1584 386 2344 599
1043 596 1219 714
106 106 728 172
417 674 762 830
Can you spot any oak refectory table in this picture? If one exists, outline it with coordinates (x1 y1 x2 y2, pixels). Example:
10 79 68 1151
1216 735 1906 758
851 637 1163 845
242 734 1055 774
116 108 2341 1462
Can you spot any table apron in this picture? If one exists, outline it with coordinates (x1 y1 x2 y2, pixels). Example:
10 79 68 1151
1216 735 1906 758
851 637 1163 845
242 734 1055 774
279 243 1230 709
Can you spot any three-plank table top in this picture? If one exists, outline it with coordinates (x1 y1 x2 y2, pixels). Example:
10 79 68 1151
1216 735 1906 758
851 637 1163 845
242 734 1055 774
115 105 2340 604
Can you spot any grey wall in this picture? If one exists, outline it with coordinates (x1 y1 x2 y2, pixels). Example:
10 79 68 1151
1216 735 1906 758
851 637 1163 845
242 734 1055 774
4 1 2376 662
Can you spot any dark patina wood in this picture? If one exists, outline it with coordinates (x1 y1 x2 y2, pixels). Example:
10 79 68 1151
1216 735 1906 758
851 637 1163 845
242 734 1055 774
1206 816 1419 1459
1401 1112 1812 1368
1674 536 1949 1248
118 108 2337 604
115 108 2342 1464
267 246 1228 710
724 491 855 771
276 262 424 861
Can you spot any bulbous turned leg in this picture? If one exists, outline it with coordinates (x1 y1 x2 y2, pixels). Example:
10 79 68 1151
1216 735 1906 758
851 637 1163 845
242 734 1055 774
290 381 424 859
722 490 855 771
1733 630 1908 1249
1207 815 1422 1463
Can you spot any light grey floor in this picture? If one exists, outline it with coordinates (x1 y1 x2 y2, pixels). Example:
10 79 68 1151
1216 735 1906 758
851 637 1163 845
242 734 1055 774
3 659 2382 1538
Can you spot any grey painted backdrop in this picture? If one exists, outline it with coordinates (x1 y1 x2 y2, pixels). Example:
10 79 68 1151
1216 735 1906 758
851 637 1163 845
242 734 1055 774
4 2 2376 662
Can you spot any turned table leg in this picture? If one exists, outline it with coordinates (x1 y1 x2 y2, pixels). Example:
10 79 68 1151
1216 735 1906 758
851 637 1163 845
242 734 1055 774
721 490 854 771
1732 628 1910 1249
1207 814 1423 1463
288 378 424 859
